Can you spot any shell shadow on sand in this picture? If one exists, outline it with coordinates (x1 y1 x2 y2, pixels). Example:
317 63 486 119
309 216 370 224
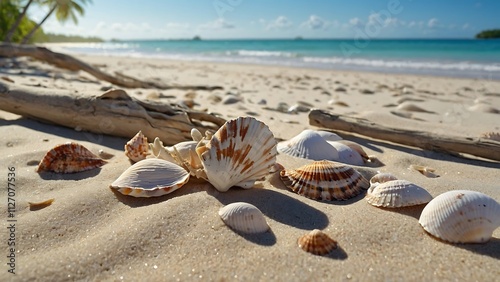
110 178 209 208
208 186 329 231
37 168 103 181
453 237 500 259
230 229 277 246
375 204 427 220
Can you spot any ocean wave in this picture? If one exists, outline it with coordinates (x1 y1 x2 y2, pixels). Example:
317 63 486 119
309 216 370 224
302 57 500 72
229 50 298 58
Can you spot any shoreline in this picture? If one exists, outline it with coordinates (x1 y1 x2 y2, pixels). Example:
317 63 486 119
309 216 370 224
42 41 500 81
1 53 499 281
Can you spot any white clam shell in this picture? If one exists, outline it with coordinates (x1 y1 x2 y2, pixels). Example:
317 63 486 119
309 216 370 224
327 141 364 166
419 190 500 243
198 116 277 192
277 130 339 161
218 202 269 234
315 130 343 141
110 158 190 197
369 172 398 189
366 180 433 208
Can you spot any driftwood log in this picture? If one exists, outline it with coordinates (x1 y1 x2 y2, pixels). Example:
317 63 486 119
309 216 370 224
0 43 223 91
309 109 500 162
0 81 226 145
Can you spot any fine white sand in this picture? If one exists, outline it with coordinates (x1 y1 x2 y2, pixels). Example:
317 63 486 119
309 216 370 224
1 55 499 281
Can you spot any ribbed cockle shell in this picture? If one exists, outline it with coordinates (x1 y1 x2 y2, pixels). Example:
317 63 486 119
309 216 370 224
280 160 369 201
37 142 106 173
419 190 500 243
298 229 338 255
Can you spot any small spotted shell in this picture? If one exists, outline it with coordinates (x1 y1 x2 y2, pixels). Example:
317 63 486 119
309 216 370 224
125 131 149 162
37 142 106 173
280 160 369 201
419 190 500 243
218 202 269 234
366 180 433 208
110 158 190 197
298 229 338 255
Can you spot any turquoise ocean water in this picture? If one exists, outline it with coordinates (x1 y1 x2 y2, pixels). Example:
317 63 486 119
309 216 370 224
51 39 500 79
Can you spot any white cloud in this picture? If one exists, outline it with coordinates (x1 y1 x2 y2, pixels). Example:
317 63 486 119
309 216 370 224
427 18 438 28
301 15 328 30
349 17 364 28
462 23 470 29
199 18 235 29
267 16 293 30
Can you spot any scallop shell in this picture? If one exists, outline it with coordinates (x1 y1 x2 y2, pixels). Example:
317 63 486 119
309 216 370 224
327 141 365 166
298 229 338 255
36 142 106 173
369 172 398 190
419 190 500 243
218 202 269 234
110 158 190 197
197 116 277 192
280 160 369 201
366 180 433 208
277 130 339 161
125 131 149 162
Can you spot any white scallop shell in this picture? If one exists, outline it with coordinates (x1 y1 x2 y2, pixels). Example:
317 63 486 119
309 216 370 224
327 141 364 166
110 158 190 197
366 180 433 208
198 116 277 192
277 130 339 161
218 202 269 234
419 190 500 243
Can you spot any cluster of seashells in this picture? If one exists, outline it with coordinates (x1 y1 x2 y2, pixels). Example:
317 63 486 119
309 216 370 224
34 116 500 251
365 172 500 243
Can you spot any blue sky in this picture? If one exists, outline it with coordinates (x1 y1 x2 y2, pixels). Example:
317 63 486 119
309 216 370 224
29 0 500 39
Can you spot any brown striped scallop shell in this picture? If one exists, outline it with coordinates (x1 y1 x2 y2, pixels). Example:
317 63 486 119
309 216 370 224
298 229 338 255
36 142 106 173
280 160 369 201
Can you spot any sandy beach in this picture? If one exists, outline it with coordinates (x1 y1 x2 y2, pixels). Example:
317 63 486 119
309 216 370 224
1 54 499 281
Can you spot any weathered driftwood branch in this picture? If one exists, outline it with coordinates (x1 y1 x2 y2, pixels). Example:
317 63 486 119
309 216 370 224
309 109 500 162
0 81 226 145
0 43 223 91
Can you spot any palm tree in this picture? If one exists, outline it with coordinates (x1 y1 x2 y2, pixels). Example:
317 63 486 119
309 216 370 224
21 0 91 44
4 0 37 43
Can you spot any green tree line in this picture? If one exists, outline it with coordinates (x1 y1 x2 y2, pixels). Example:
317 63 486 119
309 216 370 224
475 29 500 39
1 0 95 44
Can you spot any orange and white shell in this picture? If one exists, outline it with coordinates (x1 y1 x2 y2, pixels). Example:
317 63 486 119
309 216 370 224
36 142 106 173
110 158 190 197
366 179 433 208
298 229 338 255
125 130 149 162
197 116 277 192
280 160 369 201
419 190 500 243
277 130 339 161
218 202 269 234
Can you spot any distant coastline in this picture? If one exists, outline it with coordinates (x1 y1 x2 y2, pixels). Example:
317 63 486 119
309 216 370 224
35 33 104 43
